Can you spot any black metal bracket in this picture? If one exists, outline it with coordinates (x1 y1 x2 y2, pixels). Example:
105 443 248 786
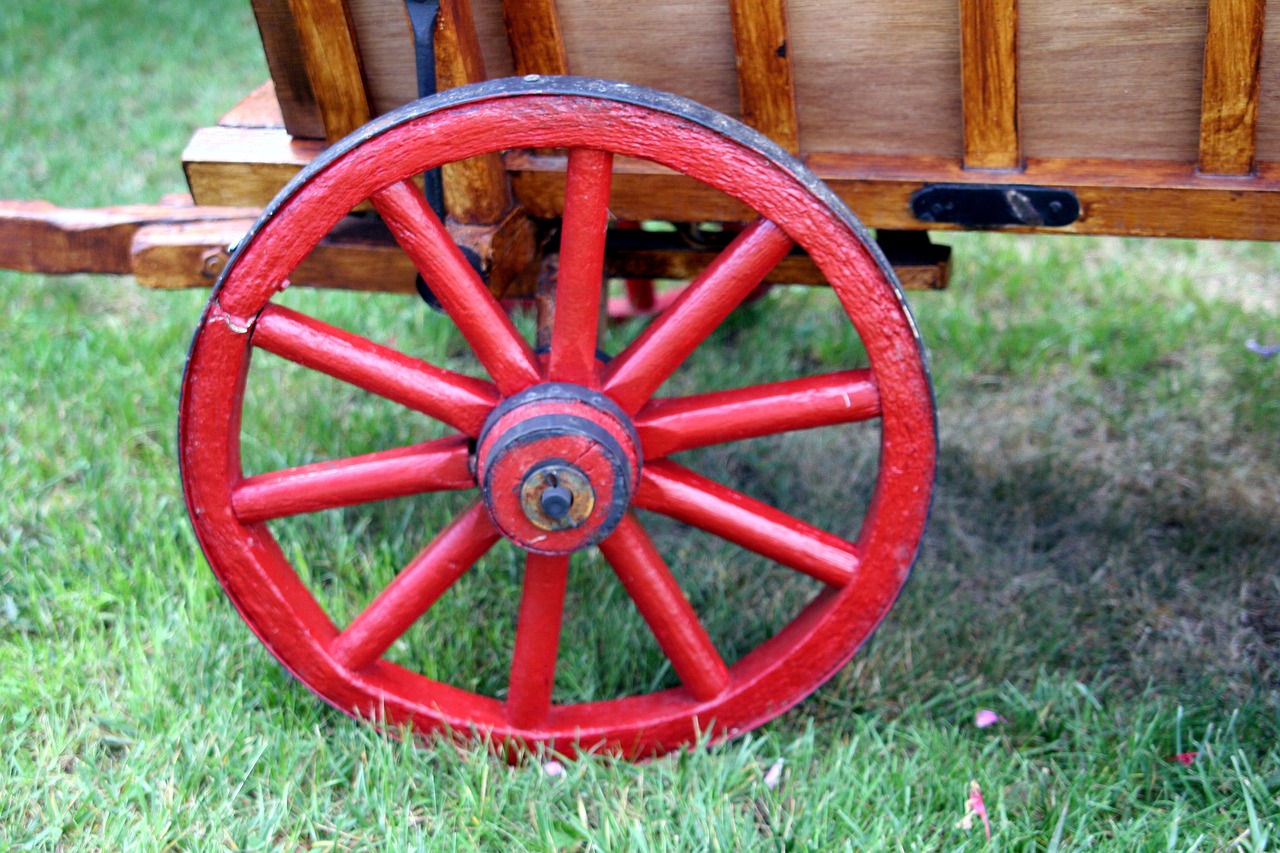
911 184 1080 228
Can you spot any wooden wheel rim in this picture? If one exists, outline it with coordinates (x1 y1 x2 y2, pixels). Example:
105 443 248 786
179 77 936 758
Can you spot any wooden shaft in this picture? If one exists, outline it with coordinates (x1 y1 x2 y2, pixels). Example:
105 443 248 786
960 0 1021 170
502 0 569 76
1198 0 1266 175
728 0 800 154
283 0 372 143
436 0 512 224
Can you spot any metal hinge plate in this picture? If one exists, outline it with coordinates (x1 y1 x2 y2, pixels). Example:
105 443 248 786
911 184 1081 228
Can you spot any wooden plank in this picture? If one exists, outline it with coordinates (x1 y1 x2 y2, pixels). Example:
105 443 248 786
284 0 372 142
219 81 286 129
510 150 1280 241
251 0 326 139
0 200 258 276
1198 0 1266 175
184 126 326 208
1020 0 1206 161
960 0 1020 169
728 0 799 153
1258 3 1280 160
435 0 512 224
127 215 944 292
180 124 1280 241
502 0 569 75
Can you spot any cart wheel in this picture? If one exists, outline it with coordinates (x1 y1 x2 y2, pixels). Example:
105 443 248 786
179 77 936 758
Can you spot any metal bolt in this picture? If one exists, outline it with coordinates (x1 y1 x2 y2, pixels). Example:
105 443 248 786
540 483 573 519
200 248 228 279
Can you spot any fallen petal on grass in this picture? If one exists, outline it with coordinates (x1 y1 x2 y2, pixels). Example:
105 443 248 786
975 709 1006 728
1168 751 1198 766
763 759 785 790
955 780 993 840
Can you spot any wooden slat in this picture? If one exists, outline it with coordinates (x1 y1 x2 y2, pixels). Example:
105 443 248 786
284 0 373 142
251 0 326 139
502 0 569 75
728 0 799 154
435 0 512 224
1198 0 1267 175
960 0 1021 169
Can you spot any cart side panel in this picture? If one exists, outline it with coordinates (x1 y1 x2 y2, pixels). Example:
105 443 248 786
346 0 416 117
1021 0 1208 161
788 0 963 158
1258 2 1280 161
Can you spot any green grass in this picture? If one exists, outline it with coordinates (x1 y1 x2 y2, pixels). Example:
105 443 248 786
3 0 1279 849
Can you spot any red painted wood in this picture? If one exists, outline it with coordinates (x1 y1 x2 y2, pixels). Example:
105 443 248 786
624 278 655 311
253 303 499 436
329 501 500 672
598 513 731 701
601 218 794 414
548 148 613 386
506 552 571 727
233 435 473 523
634 369 880 459
371 180 540 395
179 82 936 758
634 460 859 588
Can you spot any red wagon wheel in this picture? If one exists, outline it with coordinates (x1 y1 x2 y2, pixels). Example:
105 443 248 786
179 77 936 758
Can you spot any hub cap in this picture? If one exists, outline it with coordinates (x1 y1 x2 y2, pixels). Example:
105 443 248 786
475 383 641 555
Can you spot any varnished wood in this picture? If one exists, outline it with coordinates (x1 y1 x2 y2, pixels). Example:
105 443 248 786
1020 0 1207 161
284 0 372 142
0 199 256 276
1199 0 1266 175
219 81 287 129
502 0 569 75
511 150 1280 242
435 0 513 224
250 0 326 139
339 0 1264 163
184 126 326 208
728 0 799 153
960 0 1020 169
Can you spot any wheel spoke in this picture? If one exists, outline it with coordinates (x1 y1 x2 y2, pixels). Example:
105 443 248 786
505 552 571 728
598 513 730 701
329 501 500 672
371 179 540 395
232 435 473 523
635 369 880 458
601 218 794 413
548 148 613 386
252 303 499 436
633 460 859 588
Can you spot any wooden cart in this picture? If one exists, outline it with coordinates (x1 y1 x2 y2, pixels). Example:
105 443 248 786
1 0 1276 757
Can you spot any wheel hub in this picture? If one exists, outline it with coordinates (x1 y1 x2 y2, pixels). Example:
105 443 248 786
475 384 641 555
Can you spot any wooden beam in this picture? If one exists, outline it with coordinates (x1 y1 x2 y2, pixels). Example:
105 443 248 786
502 0 569 76
125 216 944 293
284 0 373 142
179 124 1280 241
959 0 1021 170
1198 0 1266 175
0 199 257 276
728 0 800 154
435 0 512 224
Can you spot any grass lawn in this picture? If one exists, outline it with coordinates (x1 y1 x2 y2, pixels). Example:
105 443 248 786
2 1 1278 849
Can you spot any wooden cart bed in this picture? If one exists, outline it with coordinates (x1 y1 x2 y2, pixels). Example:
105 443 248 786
184 0 1280 243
